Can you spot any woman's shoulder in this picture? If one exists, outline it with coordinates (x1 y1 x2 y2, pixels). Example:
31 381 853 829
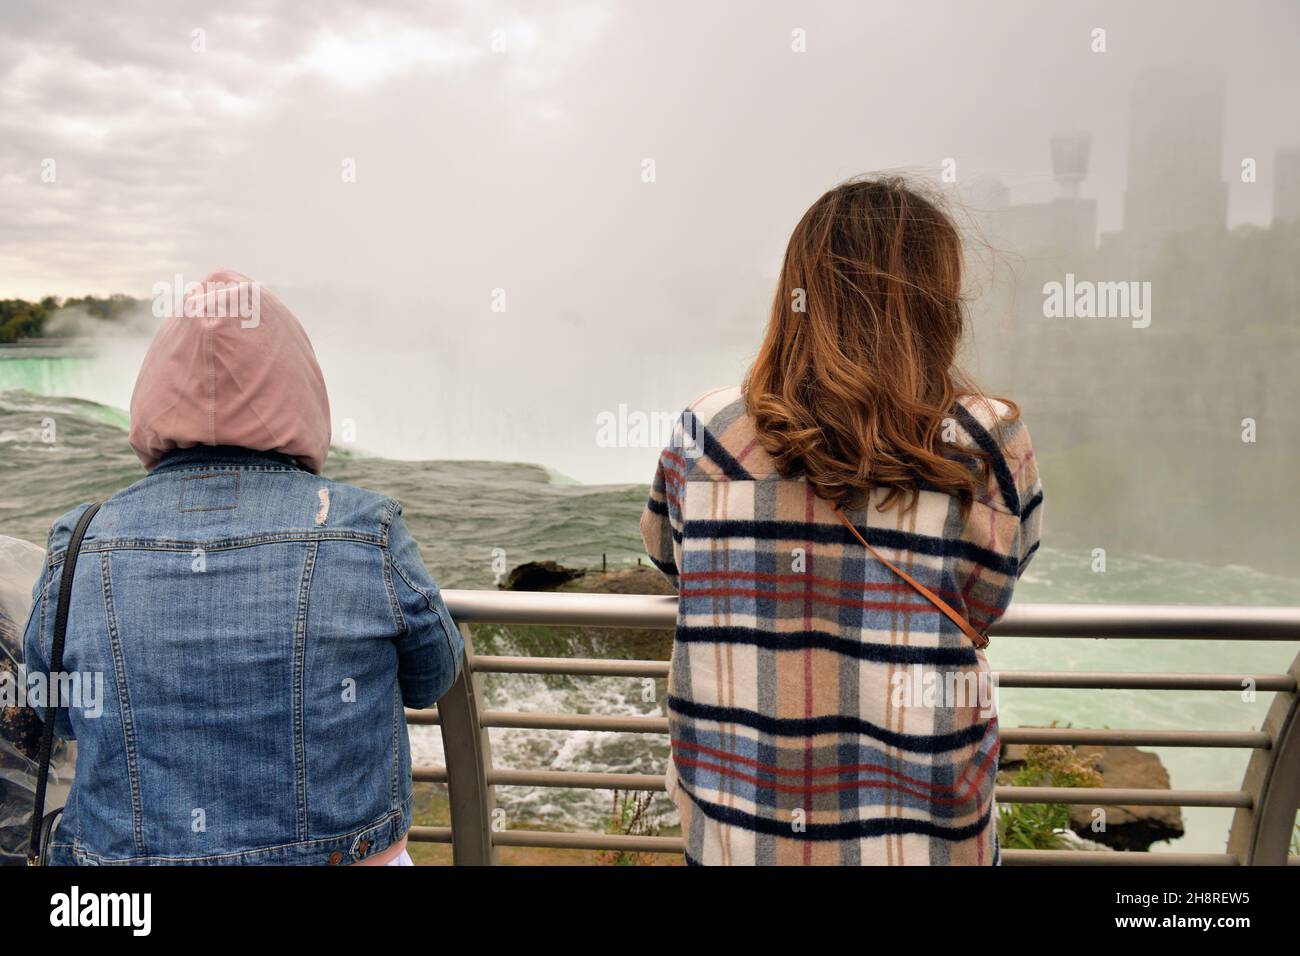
952 393 1032 453
681 384 745 425
954 392 1017 430
674 384 775 480
951 393 1038 516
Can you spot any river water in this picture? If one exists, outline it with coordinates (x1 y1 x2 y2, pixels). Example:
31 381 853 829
3 347 1298 854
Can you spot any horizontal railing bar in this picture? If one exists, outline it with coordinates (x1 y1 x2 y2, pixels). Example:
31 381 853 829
996 672 1295 691
491 830 684 853
480 711 669 733
420 765 667 792
414 765 1253 809
996 604 1300 640
441 591 1300 640
409 814 1272 863
1002 850 1238 866
1001 727 1271 748
405 807 1253 863
445 589 677 629
412 823 1243 862
466 656 1295 692
410 825 1244 863
489 769 666 790
470 655 670 677
410 823 681 855
407 708 670 732
407 710 1275 749
997 787 1251 808
406 708 440 725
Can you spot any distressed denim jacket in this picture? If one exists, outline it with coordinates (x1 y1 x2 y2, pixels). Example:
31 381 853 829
22 446 463 865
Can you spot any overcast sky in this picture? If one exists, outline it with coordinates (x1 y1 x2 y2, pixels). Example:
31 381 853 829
2 0 1298 478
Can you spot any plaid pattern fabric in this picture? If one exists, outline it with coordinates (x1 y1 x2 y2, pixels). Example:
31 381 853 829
640 385 1042 865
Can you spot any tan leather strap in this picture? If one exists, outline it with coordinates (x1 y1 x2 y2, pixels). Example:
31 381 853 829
833 505 989 650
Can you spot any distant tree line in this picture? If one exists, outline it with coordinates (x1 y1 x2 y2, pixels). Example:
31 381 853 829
0 294 142 344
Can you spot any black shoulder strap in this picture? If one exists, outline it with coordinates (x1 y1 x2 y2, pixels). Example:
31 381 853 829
27 502 101 865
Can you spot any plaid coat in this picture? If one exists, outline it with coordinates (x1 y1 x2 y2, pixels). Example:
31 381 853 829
641 385 1042 865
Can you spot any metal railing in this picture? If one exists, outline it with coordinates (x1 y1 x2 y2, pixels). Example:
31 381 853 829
406 593 1300 866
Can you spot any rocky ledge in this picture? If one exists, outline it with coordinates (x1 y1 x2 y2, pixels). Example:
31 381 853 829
499 560 675 660
999 742 1184 851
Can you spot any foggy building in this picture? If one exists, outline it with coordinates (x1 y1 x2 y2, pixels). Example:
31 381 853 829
964 133 1097 259
997 132 1099 254
962 134 1097 338
1119 67 1228 258
1274 146 1300 223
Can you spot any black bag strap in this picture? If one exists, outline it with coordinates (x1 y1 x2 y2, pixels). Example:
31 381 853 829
27 502 101 865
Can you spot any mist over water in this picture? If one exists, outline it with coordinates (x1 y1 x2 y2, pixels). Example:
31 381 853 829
0 329 754 485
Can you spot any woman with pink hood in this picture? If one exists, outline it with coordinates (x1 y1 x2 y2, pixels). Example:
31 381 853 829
23 270 462 866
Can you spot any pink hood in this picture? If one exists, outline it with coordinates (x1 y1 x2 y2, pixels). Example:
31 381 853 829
128 270 331 473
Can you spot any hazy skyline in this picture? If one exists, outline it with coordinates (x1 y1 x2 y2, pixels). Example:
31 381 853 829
2 0 1298 481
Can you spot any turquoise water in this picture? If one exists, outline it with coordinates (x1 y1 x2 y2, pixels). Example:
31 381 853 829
2 357 1298 852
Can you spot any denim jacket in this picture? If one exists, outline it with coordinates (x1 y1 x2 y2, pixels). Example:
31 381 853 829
22 446 463 865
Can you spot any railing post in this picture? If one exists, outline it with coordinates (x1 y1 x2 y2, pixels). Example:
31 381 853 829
437 623 498 865
1228 649 1300 864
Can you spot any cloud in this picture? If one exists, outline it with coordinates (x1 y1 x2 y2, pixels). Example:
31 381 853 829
296 25 484 89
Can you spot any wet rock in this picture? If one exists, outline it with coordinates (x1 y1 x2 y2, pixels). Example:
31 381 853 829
561 566 676 597
1000 742 1185 851
495 561 675 661
499 560 587 592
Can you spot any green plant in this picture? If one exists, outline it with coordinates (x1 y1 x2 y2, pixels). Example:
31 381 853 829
998 743 1103 851
597 789 660 866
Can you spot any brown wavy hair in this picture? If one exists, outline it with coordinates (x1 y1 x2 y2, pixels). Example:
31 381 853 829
743 176 1017 515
